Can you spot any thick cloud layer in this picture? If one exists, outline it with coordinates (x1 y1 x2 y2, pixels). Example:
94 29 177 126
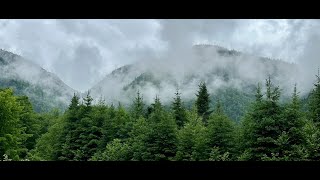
0 19 319 92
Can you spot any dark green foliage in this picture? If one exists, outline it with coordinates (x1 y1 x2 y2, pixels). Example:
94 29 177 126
131 91 145 119
308 74 320 125
91 139 131 161
142 97 178 161
127 116 151 160
0 79 68 112
27 116 66 160
16 96 39 157
302 120 320 160
175 107 209 160
240 77 284 160
0 88 28 160
2 73 320 161
276 84 306 160
172 89 187 128
123 72 161 91
207 101 236 160
195 82 211 123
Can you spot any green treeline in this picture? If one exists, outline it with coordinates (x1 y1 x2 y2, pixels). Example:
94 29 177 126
1 75 320 161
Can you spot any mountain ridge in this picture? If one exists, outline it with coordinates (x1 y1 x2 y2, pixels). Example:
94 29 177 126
0 49 77 112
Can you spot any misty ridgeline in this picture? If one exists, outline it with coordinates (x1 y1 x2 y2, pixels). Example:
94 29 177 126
1 45 320 161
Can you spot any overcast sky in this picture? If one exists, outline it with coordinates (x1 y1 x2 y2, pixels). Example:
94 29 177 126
0 19 319 92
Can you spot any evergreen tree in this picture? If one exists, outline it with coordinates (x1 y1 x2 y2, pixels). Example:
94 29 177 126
308 74 320 125
59 94 82 160
82 91 93 117
172 89 187 128
91 139 131 161
127 116 151 160
195 82 211 124
175 106 209 160
0 88 27 160
240 77 284 160
131 91 145 119
99 104 131 153
275 84 306 160
28 116 66 160
303 120 320 160
143 97 177 160
207 100 236 160
16 96 39 157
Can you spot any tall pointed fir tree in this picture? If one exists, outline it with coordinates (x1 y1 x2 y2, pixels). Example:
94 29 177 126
175 106 209 160
0 88 27 160
207 100 236 160
308 72 320 126
131 90 145 119
172 89 187 128
59 93 82 160
16 95 38 157
240 77 284 160
75 92 102 161
304 72 320 160
274 84 307 160
195 82 211 124
143 96 178 160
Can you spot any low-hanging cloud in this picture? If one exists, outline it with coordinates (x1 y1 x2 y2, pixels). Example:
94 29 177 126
1 19 320 98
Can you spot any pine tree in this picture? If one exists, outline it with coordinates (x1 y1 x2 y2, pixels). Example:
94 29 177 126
59 94 82 160
99 104 131 153
207 101 236 160
91 139 131 161
272 84 307 160
131 91 145 119
28 116 66 160
175 106 209 160
302 119 320 160
195 82 211 124
308 73 320 126
83 91 93 116
16 96 39 157
255 83 263 102
127 116 151 160
0 88 27 160
172 89 187 128
240 77 284 160
143 96 177 160
69 93 80 111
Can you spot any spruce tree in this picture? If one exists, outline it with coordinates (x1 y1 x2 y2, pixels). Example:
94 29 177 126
91 139 131 161
131 91 145 119
240 77 284 160
195 82 211 124
0 88 27 160
207 100 236 160
175 106 209 161
59 94 82 160
266 84 307 160
127 116 151 160
17 96 38 157
308 73 320 125
83 91 93 117
143 96 177 160
172 89 187 128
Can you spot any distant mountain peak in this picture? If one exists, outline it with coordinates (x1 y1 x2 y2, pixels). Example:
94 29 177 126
0 49 76 112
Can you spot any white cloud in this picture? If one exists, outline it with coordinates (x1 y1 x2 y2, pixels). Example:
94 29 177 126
1 19 320 93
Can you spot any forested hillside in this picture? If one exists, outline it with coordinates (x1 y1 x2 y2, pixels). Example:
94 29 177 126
90 45 300 121
0 49 76 112
1 74 320 161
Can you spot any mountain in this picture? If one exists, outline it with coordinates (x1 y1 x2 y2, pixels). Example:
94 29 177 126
0 45 301 120
0 49 76 112
90 44 300 121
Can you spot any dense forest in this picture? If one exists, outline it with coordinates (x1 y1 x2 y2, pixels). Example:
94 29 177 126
1 74 320 161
